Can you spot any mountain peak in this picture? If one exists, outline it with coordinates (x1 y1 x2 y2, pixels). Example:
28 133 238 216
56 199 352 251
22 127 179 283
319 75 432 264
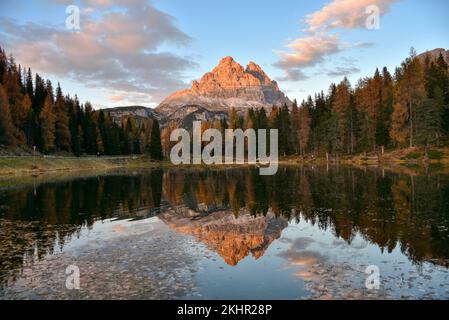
246 61 272 86
156 57 291 116
219 56 237 64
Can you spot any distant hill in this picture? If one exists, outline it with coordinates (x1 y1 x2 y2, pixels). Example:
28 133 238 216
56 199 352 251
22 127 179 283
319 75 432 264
417 48 449 65
102 106 162 126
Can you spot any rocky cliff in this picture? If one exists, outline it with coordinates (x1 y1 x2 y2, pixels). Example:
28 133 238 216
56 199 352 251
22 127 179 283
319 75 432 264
102 106 162 126
156 56 291 116
159 207 288 266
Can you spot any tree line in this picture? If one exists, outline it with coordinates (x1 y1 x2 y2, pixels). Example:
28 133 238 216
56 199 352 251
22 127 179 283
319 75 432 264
180 48 449 159
1 46 448 159
0 47 163 159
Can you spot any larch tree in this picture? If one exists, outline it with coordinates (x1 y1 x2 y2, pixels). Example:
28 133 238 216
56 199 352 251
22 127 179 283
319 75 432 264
0 84 17 146
391 48 426 148
54 84 71 152
290 100 299 154
297 100 312 157
333 78 352 154
38 95 56 153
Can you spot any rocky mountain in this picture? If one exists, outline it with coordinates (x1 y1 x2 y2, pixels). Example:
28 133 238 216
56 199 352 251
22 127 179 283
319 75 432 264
104 49 447 128
156 56 291 116
417 48 449 65
159 206 288 266
102 105 162 126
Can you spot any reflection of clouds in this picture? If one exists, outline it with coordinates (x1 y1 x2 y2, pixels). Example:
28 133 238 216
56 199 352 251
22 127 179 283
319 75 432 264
278 232 363 300
279 249 325 267
350 240 369 250
278 233 390 300
112 225 127 233
281 249 324 281
291 237 316 250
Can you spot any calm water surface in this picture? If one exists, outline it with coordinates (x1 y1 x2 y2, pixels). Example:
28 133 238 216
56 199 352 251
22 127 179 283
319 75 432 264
1 166 449 299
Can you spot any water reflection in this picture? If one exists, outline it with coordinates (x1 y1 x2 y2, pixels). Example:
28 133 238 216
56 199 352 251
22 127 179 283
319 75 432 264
1 166 449 291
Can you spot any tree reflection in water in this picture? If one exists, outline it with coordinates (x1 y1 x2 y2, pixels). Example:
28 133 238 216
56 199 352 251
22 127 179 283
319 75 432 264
1 166 449 289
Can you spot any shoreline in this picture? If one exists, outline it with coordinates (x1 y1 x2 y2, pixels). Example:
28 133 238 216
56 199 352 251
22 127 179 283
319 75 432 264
1 151 449 181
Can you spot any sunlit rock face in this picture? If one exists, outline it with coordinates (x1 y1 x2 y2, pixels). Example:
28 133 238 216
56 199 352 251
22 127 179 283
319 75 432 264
156 56 291 116
417 48 449 66
159 207 288 266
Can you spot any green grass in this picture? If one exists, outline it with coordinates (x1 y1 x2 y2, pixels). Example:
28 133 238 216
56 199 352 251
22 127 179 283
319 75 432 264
0 156 164 176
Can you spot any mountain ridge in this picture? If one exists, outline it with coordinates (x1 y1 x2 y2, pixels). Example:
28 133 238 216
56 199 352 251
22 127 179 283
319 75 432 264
156 56 292 116
103 49 448 127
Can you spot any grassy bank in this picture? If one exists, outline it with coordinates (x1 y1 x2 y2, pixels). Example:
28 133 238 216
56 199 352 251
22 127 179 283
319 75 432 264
0 155 168 177
0 155 254 178
278 147 449 165
1 146 449 178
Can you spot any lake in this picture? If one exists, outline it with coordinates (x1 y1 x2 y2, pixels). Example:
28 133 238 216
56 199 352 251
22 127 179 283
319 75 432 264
1 166 449 299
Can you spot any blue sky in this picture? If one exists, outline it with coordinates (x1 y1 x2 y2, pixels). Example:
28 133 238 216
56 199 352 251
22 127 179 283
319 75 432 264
0 0 448 108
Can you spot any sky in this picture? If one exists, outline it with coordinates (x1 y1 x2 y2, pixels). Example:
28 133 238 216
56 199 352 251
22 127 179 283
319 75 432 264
0 0 448 109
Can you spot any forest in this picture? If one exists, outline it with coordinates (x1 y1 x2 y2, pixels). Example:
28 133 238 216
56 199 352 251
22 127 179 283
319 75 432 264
184 48 449 159
1 46 448 160
0 46 163 159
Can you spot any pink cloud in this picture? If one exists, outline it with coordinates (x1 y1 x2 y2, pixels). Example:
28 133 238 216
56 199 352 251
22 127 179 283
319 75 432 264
275 0 400 81
306 0 399 33
1 0 195 105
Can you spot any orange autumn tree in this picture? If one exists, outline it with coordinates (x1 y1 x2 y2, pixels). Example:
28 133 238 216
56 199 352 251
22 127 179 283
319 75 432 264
391 48 426 148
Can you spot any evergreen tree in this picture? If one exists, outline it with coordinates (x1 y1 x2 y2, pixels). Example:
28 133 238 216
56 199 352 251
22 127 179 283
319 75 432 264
25 68 33 98
150 119 163 160
376 67 393 149
54 84 71 152
415 90 445 147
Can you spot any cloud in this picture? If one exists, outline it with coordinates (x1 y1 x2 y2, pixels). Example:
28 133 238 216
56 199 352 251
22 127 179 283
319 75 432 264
306 0 398 33
275 0 399 81
0 0 196 106
275 33 341 69
325 56 361 77
327 66 360 77
277 69 310 82
110 94 124 102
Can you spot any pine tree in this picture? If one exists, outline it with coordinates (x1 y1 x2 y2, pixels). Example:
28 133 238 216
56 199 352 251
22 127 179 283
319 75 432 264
33 74 46 113
81 102 98 154
376 67 393 149
415 95 444 147
0 49 7 85
426 54 449 137
150 119 163 160
290 100 299 154
25 68 33 98
54 84 71 152
278 104 291 156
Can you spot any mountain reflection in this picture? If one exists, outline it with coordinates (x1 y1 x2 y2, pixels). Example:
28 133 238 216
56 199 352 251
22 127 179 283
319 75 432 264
1 166 449 287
